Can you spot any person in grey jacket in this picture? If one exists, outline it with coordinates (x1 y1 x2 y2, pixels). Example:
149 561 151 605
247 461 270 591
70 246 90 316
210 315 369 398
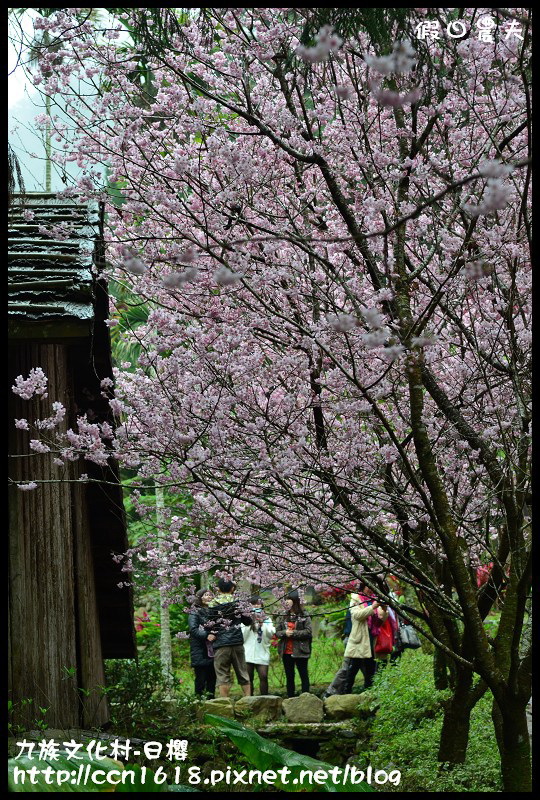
188 588 216 697
275 592 312 697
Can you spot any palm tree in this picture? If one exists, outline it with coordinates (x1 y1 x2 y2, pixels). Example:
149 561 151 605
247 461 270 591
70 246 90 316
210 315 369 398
108 278 150 368
108 282 177 691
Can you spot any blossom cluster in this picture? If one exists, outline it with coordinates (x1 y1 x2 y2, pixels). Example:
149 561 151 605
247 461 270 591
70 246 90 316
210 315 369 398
12 367 48 400
296 25 343 63
16 8 531 601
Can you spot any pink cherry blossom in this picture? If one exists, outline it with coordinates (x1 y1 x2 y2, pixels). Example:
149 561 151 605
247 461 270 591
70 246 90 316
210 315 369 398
15 14 531 743
12 367 48 400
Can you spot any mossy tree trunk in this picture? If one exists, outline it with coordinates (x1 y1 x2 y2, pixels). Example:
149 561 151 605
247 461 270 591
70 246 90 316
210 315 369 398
492 697 531 793
489 566 532 793
433 646 452 690
438 663 487 765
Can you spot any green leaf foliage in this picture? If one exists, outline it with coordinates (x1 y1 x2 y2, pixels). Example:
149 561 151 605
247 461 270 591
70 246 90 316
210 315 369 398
204 714 375 793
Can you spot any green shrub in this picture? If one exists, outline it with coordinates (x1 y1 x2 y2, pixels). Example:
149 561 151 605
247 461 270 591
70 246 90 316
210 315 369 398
104 653 200 738
307 600 349 632
373 650 451 728
361 650 502 792
135 603 189 649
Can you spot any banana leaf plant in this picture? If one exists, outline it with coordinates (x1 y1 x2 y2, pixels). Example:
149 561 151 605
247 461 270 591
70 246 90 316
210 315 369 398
204 713 374 793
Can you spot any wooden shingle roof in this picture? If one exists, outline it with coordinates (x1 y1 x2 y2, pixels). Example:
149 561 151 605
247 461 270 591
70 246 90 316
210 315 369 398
8 193 104 337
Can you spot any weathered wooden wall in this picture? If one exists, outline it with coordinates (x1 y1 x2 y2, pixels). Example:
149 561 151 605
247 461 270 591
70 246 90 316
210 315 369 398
9 342 108 729
9 343 80 728
72 480 109 728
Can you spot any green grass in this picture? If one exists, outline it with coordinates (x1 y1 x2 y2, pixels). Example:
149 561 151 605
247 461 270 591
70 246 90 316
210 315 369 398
361 650 502 792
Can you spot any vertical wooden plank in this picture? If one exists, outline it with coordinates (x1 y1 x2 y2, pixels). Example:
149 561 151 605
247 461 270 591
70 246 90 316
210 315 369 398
9 343 37 729
8 343 79 729
72 478 109 727
45 342 79 726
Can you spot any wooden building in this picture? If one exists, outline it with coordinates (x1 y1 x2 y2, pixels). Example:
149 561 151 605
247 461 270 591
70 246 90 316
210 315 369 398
8 193 136 729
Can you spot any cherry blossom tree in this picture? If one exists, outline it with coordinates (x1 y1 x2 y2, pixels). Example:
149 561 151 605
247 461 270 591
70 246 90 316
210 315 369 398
12 8 531 790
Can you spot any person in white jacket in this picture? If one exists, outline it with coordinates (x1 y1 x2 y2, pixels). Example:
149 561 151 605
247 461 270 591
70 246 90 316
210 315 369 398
241 600 276 695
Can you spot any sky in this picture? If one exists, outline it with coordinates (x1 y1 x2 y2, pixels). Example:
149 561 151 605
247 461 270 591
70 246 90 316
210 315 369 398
8 9 129 192
8 10 50 190
8 11 36 108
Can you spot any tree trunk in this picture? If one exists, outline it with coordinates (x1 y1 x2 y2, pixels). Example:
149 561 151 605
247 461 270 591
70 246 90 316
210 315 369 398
492 697 531 793
44 30 52 192
156 486 174 694
438 666 473 764
433 646 457 690
438 704 472 765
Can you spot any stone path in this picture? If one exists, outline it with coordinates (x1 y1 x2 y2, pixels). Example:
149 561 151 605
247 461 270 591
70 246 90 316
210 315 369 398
200 691 375 725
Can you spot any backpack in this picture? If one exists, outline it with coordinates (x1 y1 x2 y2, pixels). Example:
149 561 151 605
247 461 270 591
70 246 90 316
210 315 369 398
374 617 394 656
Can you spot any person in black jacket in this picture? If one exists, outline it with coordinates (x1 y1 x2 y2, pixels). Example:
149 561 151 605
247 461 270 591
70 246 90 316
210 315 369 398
207 578 253 698
188 588 217 697
275 591 312 697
